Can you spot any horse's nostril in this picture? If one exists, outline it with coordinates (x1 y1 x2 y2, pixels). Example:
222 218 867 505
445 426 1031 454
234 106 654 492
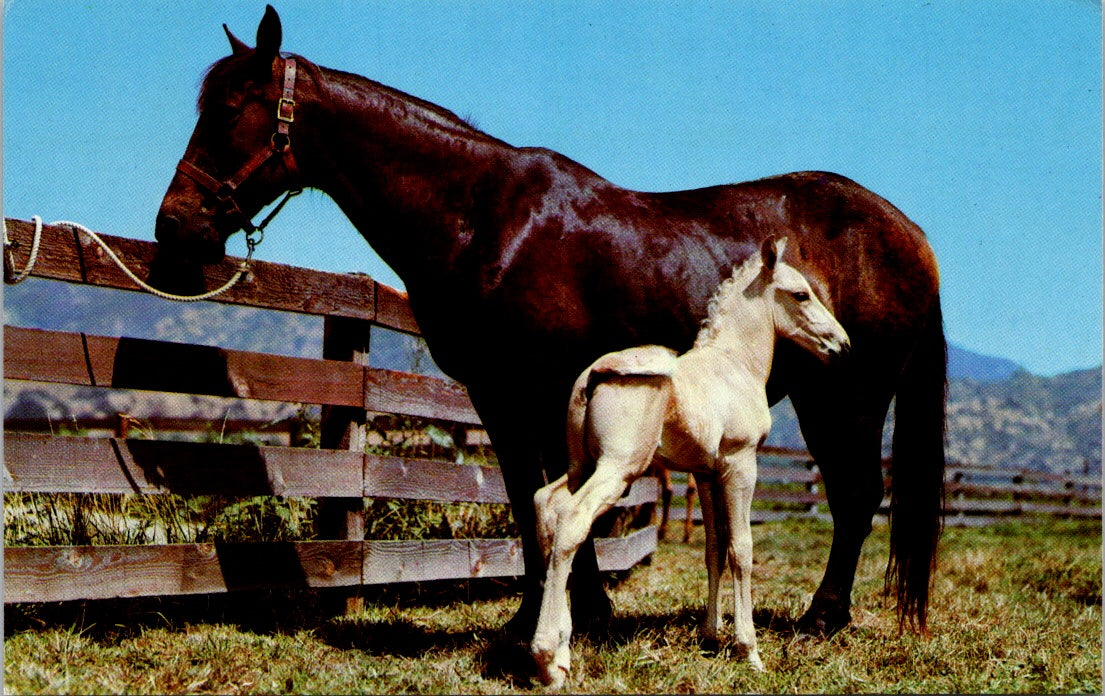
155 214 181 242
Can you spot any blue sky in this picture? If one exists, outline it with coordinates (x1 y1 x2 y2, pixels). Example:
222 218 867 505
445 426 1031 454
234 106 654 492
3 1 1101 375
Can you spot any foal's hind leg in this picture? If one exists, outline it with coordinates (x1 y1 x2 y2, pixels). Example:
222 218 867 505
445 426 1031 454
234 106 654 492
532 376 669 687
532 461 641 686
534 475 572 565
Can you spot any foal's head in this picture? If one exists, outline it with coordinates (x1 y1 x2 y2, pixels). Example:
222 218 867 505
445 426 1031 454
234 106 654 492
759 237 851 362
702 237 850 363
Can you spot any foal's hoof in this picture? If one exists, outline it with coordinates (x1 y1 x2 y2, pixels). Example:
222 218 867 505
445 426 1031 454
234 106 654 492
531 642 571 689
748 649 765 672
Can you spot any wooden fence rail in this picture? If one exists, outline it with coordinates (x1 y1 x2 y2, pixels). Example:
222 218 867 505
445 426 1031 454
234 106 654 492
2 217 658 605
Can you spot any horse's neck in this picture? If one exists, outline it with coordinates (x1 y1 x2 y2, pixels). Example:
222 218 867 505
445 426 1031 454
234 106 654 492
304 66 518 283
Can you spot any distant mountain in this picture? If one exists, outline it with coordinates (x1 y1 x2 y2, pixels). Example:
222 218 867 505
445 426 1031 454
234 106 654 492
4 280 1101 474
766 366 1101 475
948 344 1021 381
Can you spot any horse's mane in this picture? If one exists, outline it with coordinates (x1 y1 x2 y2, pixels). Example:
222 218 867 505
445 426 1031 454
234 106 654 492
197 54 252 113
197 51 509 151
693 253 763 349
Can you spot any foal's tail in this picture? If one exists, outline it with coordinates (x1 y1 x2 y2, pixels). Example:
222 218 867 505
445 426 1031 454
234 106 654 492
565 346 678 492
887 298 948 632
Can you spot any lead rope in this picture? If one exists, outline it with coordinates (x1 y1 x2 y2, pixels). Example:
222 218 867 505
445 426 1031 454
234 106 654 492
4 216 252 302
3 189 299 302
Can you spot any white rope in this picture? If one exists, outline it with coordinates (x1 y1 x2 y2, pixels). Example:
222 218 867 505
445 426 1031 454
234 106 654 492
3 216 43 284
4 216 252 302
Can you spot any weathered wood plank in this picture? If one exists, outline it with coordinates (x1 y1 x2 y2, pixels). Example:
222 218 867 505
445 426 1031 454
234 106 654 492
620 477 661 507
594 527 658 572
4 326 364 406
362 539 473 584
364 456 508 503
374 283 420 335
364 368 482 425
468 538 525 577
3 433 363 497
4 532 657 603
947 481 1100 504
5 327 487 422
3 541 364 602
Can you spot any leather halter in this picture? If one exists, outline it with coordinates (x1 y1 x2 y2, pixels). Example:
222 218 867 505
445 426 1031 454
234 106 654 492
175 56 302 235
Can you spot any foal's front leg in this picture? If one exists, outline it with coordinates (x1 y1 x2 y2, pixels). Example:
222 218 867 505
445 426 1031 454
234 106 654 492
696 476 729 644
720 447 764 671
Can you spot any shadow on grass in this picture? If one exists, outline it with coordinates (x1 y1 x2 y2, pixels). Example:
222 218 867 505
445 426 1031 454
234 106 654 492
3 576 523 645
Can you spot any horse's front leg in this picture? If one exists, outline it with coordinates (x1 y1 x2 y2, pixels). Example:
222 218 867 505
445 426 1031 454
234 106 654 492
720 447 764 671
464 381 556 638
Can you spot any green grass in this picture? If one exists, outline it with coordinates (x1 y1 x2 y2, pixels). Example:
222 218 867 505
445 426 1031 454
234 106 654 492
5 518 1100 693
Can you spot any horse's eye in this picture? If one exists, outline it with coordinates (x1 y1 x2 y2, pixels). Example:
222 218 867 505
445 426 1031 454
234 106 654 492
792 291 810 302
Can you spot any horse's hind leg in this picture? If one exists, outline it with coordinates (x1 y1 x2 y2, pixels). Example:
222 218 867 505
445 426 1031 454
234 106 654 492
789 375 894 636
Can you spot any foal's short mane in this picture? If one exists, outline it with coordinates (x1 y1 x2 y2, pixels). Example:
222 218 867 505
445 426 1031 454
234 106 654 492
693 253 764 349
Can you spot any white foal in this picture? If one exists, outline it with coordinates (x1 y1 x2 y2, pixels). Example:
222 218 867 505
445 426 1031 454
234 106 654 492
531 236 851 688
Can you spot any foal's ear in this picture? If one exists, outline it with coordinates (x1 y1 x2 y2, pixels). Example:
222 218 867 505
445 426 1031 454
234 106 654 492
760 236 788 273
255 5 283 64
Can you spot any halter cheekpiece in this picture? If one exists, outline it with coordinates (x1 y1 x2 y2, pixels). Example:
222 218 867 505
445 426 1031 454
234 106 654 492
175 55 303 246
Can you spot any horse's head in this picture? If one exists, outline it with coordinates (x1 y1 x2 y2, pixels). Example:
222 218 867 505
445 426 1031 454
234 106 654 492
155 5 302 265
761 237 851 363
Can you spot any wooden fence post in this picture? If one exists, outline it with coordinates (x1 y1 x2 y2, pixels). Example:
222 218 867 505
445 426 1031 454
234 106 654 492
317 315 372 614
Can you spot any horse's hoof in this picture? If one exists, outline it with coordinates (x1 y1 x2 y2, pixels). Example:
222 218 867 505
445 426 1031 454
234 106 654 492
570 589 612 635
748 649 765 672
698 636 721 655
796 603 851 637
504 601 540 640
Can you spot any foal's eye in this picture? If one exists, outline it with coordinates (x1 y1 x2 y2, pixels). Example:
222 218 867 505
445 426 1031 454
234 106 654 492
792 291 811 302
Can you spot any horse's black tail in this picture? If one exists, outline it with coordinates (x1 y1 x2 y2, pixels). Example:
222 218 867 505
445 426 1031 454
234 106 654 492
886 297 947 632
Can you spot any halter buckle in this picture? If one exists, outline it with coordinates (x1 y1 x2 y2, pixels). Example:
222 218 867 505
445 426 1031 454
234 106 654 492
277 97 296 123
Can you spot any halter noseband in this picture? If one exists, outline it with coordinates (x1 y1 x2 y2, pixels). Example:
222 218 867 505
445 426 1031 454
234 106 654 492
175 56 303 243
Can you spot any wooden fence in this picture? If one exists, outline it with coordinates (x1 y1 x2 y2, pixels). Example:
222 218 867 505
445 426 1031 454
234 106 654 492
667 447 1101 527
3 218 1099 604
2 218 658 604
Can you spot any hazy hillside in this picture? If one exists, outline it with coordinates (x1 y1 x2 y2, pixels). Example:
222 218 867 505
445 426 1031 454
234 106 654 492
4 280 1101 474
765 367 1101 475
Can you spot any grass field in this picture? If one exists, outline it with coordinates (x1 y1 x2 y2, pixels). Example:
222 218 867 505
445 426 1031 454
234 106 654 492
4 517 1100 694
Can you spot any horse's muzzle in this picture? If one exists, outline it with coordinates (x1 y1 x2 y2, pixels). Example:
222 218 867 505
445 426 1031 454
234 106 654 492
154 213 226 265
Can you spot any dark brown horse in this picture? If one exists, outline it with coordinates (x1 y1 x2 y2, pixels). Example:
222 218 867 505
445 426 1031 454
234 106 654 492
155 6 946 638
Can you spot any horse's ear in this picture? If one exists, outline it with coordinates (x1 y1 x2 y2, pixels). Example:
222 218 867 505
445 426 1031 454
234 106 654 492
224 24 250 55
255 5 283 64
